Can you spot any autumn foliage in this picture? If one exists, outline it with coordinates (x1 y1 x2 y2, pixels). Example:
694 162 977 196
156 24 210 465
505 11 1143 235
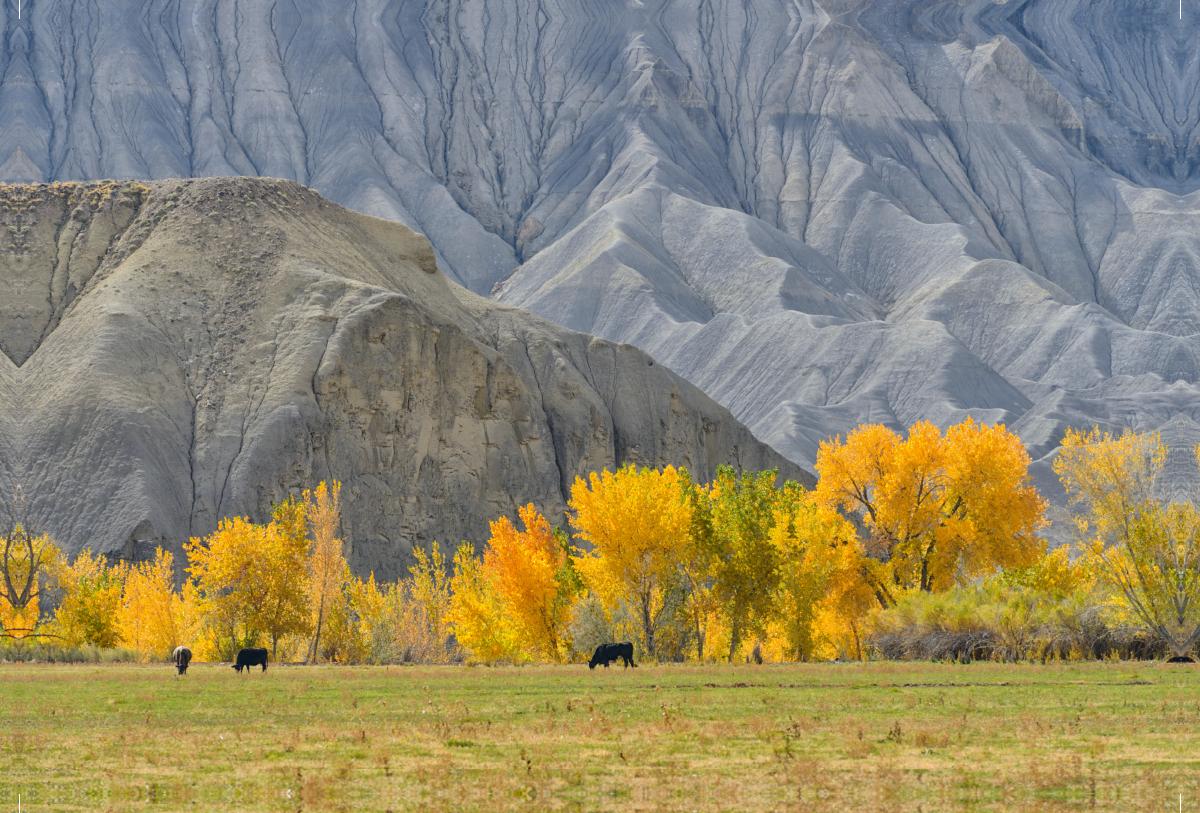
815 419 1047 603
571 465 692 659
11 419 1200 663
1054 428 1200 658
449 506 578 663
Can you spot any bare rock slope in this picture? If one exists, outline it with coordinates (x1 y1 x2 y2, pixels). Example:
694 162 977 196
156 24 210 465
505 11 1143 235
3 0 1200 501
0 178 801 578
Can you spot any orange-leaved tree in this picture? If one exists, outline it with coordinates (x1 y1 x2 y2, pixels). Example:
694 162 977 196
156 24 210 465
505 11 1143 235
571 464 692 659
305 481 347 663
816 419 1046 605
186 498 312 658
494 505 576 661
449 507 578 664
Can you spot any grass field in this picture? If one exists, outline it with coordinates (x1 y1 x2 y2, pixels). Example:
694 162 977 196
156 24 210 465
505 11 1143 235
0 660 1198 812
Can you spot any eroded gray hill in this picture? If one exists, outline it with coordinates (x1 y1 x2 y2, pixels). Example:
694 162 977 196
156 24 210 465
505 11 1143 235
3 0 1200 505
0 179 801 577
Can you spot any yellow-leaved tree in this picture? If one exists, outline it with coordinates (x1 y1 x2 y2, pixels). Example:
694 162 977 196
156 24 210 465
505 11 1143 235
185 498 312 658
52 549 127 648
1053 428 1200 658
571 465 692 659
449 541 517 662
0 507 61 641
305 481 347 663
690 467 794 662
406 542 455 660
816 419 1046 605
118 550 197 660
769 493 869 661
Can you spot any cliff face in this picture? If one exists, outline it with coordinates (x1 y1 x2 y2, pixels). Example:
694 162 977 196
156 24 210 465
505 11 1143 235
0 178 803 578
3 0 1200 502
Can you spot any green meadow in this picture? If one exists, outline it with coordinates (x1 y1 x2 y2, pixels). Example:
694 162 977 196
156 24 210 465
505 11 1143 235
1 661 1197 812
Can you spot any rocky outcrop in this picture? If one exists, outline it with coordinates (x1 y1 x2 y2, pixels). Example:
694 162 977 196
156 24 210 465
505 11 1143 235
0 178 803 579
2 0 1200 510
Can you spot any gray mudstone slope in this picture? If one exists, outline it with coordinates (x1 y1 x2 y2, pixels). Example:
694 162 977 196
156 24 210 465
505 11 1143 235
3 0 1200 506
0 178 802 578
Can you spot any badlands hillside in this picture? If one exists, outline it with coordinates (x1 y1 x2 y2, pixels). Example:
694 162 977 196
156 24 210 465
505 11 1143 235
0 178 800 577
0 0 1197 498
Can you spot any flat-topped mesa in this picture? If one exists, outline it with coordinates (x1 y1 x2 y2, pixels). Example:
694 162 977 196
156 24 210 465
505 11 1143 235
0 178 804 579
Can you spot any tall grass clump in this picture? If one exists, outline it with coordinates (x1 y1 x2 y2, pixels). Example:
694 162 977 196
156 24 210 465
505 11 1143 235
0 641 140 663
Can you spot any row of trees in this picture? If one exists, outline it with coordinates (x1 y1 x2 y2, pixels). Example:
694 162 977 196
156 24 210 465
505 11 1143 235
0 483 456 663
2 419 1198 663
448 418 1052 663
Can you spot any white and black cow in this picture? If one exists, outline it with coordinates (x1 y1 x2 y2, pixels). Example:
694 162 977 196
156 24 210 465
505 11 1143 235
172 645 192 675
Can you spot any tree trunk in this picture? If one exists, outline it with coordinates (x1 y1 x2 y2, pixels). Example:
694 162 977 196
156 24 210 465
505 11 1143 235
728 619 741 663
919 540 937 591
309 606 325 664
642 592 655 658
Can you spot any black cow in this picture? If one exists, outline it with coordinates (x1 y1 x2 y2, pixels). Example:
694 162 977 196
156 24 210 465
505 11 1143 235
172 645 192 675
589 642 636 669
232 647 269 674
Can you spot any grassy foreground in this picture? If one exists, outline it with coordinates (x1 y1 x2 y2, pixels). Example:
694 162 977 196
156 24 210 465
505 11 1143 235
0 661 1198 811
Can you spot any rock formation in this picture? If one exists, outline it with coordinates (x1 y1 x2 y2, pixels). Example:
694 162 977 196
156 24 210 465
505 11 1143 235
0 178 802 578
1 0 1199 509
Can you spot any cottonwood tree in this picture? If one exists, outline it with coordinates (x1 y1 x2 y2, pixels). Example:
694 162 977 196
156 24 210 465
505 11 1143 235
0 493 61 640
1054 428 1200 659
769 493 870 661
117 550 196 659
52 549 127 647
690 467 794 662
449 541 516 663
305 481 347 663
448 505 578 663
570 464 692 659
816 419 1046 605
186 499 312 658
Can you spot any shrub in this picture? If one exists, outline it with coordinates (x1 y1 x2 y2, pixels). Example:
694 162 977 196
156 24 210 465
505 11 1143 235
866 582 1174 662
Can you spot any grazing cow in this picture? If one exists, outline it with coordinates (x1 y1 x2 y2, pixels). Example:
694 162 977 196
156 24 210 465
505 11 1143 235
589 642 636 669
172 645 192 675
232 647 269 674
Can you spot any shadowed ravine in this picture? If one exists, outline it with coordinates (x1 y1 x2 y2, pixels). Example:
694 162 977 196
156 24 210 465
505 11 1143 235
2 0 1200 522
